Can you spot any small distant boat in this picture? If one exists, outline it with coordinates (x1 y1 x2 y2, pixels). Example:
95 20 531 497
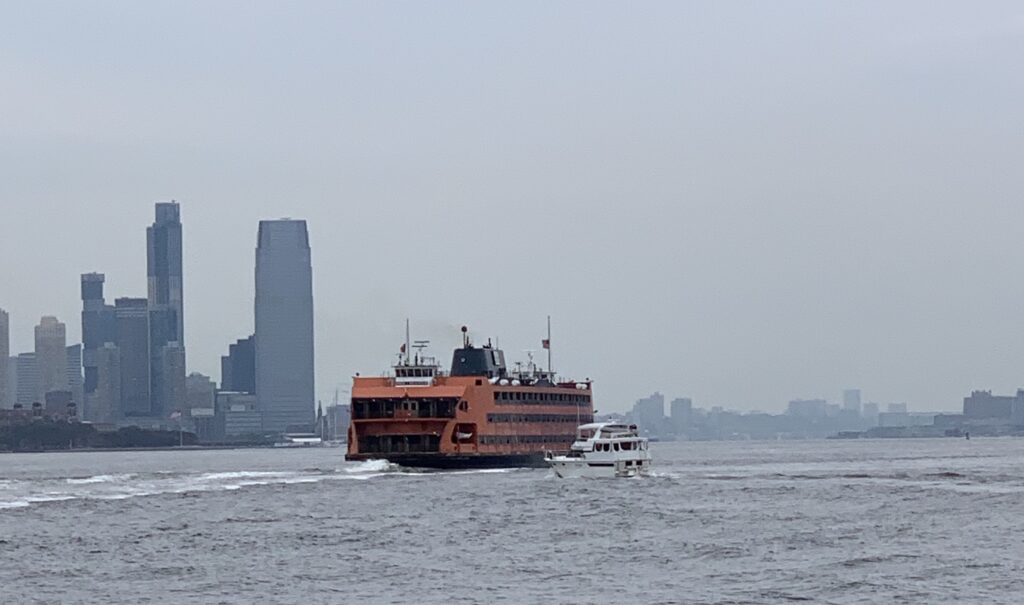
273 434 324 448
545 422 652 478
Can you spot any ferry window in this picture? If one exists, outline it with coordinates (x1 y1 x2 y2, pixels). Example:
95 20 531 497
613 443 620 451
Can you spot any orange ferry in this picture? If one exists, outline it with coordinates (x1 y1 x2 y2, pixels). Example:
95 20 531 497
346 326 594 468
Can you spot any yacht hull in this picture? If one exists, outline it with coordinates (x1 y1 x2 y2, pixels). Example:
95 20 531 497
547 458 651 478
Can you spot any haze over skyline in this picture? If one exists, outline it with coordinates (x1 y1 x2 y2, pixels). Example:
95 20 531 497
2 2 1024 412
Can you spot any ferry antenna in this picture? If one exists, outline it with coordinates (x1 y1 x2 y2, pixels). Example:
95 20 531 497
405 318 411 364
547 315 552 375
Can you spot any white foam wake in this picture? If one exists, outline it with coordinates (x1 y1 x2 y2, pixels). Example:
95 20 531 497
344 459 399 474
66 473 135 485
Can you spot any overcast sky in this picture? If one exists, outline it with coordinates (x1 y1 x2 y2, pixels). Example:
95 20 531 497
2 2 1023 412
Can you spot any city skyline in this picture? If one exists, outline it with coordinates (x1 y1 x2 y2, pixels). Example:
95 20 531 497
3 3 1024 412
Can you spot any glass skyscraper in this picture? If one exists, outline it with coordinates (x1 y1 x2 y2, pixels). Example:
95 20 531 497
0 308 8 409
147 202 185 418
80 272 116 419
255 219 315 433
115 297 151 416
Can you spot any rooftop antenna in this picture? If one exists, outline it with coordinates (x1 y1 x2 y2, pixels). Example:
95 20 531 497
405 318 411 364
413 340 430 364
461 325 469 347
524 350 536 374
545 315 552 375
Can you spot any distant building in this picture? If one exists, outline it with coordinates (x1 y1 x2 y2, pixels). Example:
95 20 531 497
66 344 82 408
4 356 15 410
877 412 907 427
862 402 880 425
670 397 692 434
186 372 215 410
787 398 827 419
115 298 151 417
878 412 934 428
148 202 185 420
160 343 186 419
15 353 38 406
221 335 256 393
0 309 8 409
147 202 184 344
962 390 1023 421
92 343 121 423
255 219 315 434
632 392 665 436
44 390 73 414
217 391 262 438
324 403 350 441
34 316 68 401
80 273 116 417
842 389 861 414
887 402 908 414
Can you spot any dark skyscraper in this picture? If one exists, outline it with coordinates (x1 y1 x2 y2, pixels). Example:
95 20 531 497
147 202 184 344
115 297 151 416
0 308 8 409
93 342 121 423
255 220 315 433
147 202 185 418
81 273 116 418
221 335 256 394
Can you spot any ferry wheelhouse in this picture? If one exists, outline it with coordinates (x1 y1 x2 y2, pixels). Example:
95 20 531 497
346 327 594 469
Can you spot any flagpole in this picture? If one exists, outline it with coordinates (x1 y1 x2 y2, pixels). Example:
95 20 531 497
547 315 552 375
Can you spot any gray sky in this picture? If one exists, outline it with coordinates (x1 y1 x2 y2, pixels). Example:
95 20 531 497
2 2 1023 413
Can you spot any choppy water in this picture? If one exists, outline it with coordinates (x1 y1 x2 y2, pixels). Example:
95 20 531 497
2 438 1024 604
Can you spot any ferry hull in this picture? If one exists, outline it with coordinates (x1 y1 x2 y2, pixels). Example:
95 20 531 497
345 452 549 469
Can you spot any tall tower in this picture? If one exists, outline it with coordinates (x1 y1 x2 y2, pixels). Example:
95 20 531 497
255 219 315 433
147 202 185 418
115 298 151 417
0 308 8 408
34 316 68 401
66 344 83 407
15 353 38 406
147 202 184 344
81 273 116 418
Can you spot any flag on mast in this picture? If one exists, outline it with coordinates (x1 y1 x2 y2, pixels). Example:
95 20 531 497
542 339 550 349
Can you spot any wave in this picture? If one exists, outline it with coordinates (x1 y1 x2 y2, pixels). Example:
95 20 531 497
0 465 415 511
66 473 135 485
195 471 294 481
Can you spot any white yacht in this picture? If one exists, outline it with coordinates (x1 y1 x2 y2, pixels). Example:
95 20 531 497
545 422 652 478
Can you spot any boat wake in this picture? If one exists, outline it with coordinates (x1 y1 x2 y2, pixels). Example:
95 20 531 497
343 459 401 474
0 464 418 510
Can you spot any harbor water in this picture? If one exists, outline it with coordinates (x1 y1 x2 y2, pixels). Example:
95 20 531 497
2 438 1023 604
